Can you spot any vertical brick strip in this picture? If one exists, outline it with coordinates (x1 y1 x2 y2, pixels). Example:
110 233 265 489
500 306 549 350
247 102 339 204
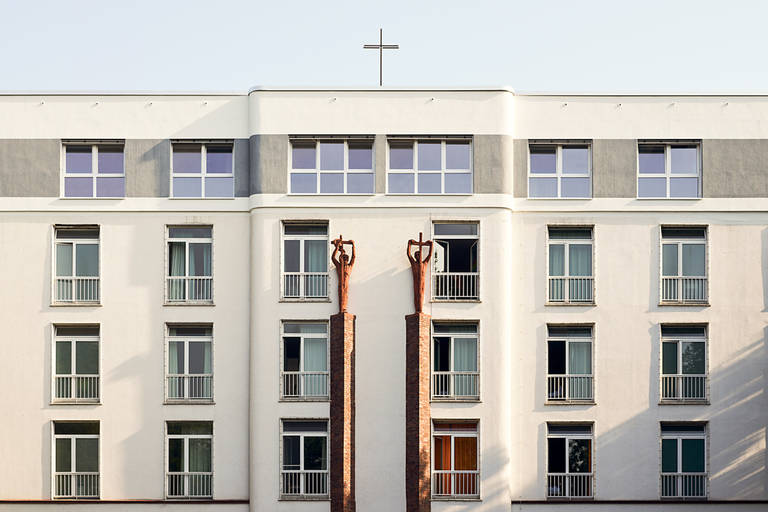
330 312 356 512
405 312 431 512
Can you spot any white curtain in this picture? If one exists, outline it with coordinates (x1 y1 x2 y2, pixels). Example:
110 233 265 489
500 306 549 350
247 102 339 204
169 242 186 300
549 244 565 276
303 338 327 371
453 338 477 371
682 244 705 276
569 245 591 277
189 438 212 472
75 244 99 277
662 244 678 276
56 243 73 277
569 342 591 374
189 243 212 277
304 240 327 272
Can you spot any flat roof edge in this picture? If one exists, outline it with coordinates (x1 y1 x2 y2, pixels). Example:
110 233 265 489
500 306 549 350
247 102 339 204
247 85 516 94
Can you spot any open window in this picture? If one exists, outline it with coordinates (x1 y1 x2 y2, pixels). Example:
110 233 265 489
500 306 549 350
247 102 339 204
432 421 479 499
661 423 707 498
547 423 593 498
432 223 478 300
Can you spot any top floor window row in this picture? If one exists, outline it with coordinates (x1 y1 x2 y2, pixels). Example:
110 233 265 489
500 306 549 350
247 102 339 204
290 138 374 194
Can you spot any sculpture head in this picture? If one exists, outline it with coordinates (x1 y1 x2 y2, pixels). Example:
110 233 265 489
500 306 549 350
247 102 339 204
340 252 350 264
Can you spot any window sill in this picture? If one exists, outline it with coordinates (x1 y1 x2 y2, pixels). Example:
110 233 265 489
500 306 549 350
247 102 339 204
659 399 709 406
50 302 102 307
50 400 101 405
279 496 330 502
279 397 330 402
545 400 596 406
636 197 702 201
287 193 376 196
164 400 216 405
431 497 481 502
545 302 595 307
384 193 474 196
526 197 592 201
431 299 481 303
431 398 481 403
279 298 331 303
169 197 235 200
658 302 710 307
546 497 595 502
163 302 215 307
58 196 125 200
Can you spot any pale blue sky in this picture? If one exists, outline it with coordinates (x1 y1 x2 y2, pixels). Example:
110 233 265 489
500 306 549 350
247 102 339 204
0 0 765 92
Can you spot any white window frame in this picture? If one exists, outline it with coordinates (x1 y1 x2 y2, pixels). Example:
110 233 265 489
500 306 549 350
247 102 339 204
431 420 480 499
170 142 234 199
165 225 214 304
528 142 592 199
637 142 701 199
52 226 101 305
386 138 473 195
660 424 708 499
280 222 329 300
546 424 594 498
280 322 330 401
546 226 594 304
660 326 708 402
165 421 214 499
51 422 100 500
61 142 126 199
659 226 708 304
288 138 375 195
279 419 330 499
165 326 214 403
546 327 594 403
430 322 480 401
51 325 100 404
431 221 480 301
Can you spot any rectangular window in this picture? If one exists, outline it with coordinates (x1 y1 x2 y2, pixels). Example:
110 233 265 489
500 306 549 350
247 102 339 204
280 420 329 498
290 138 374 194
281 323 329 400
171 143 233 198
53 422 99 499
638 143 701 198
660 226 707 304
166 421 213 499
387 139 472 194
282 223 329 299
432 323 479 400
53 326 99 403
432 223 479 300
661 325 707 401
546 326 593 402
166 325 213 402
54 226 100 304
529 143 591 198
661 423 707 498
63 143 125 198
432 421 479 498
166 226 213 303
547 227 594 303
547 423 594 498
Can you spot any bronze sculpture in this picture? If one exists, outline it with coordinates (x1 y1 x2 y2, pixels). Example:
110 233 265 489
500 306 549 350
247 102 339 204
331 235 356 313
406 232 433 314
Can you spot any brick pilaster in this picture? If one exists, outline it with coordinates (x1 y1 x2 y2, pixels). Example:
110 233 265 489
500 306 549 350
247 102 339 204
330 312 356 512
405 312 431 512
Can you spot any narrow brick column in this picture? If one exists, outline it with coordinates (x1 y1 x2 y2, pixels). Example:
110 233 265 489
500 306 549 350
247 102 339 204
405 312 431 512
330 312 356 512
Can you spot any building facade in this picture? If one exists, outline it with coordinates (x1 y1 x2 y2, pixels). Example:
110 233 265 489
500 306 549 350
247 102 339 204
0 89 766 511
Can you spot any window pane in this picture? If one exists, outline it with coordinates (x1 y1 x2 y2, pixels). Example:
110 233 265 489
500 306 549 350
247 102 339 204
418 173 441 193
204 176 234 197
454 437 477 471
173 177 202 197
76 341 98 375
434 223 478 236
284 323 327 334
348 143 373 169
303 337 327 372
670 177 699 198
283 337 300 371
568 439 591 473
303 436 327 470
282 436 300 469
283 224 327 236
283 240 300 272
548 326 592 338
388 173 414 193
662 244 678 276
446 142 471 169
168 242 186 276
320 173 344 193
167 422 212 435
453 338 477 372
292 143 316 169
64 177 93 197
549 227 592 240
290 173 317 194
682 244 705 276
168 438 184 472
662 342 678 374
96 177 125 198
547 437 566 472
282 421 327 432
561 178 591 198
189 243 212 277
189 342 211 374
54 422 99 435
169 326 212 337
530 146 556 174
56 341 72 374
444 173 472 193
638 145 665 173
56 244 73 277
319 142 344 170
206 146 232 174
529 177 557 197
681 439 705 472
169 341 184 374
189 438 212 472
682 342 705 374
347 173 374 194
417 142 441 170
169 227 211 238
433 337 450 372
173 146 202 173
670 146 698 174
75 244 99 277
389 142 413 169
432 323 477 334
562 146 589 174
569 342 591 374
569 245 592 277
661 227 706 239
75 438 99 472
548 340 566 374
433 435 450 470
638 177 667 197
549 245 565 276
661 439 678 472
661 326 706 338
304 240 327 272
56 438 72 472
97 146 123 174
66 147 92 173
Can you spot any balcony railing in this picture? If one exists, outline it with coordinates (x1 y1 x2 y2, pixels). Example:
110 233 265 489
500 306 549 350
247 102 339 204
432 272 479 301
54 375 99 402
167 472 213 498
283 272 328 299
432 371 479 400
661 277 707 303
280 470 328 497
432 470 479 498
661 473 707 498
167 276 213 303
281 371 329 399
55 277 100 303
547 473 593 498
167 375 213 401
661 374 706 401
54 472 99 499
548 277 594 304
547 375 593 402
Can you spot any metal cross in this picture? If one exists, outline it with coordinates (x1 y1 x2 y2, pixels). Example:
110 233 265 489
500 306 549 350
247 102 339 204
363 28 399 86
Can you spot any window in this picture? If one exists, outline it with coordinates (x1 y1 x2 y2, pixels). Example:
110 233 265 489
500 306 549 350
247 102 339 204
54 226 99 304
290 138 374 194
166 421 213 499
166 325 213 402
432 223 479 300
53 422 99 499
63 143 125 198
281 323 329 400
432 421 479 498
547 423 594 498
171 143 233 198
432 323 479 400
53 326 99 403
661 423 707 498
167 226 213 303
280 420 329 498
548 227 594 303
547 326 593 402
529 143 591 198
387 139 472 194
660 227 707 304
661 325 707 401
282 223 328 299
638 143 700 198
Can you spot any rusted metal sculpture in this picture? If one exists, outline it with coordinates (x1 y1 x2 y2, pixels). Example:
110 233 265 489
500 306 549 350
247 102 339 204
407 232 433 314
331 235 356 313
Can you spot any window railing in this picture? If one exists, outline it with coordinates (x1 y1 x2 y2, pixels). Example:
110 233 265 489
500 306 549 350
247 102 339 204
54 472 99 499
283 272 328 299
280 470 328 497
547 473 593 498
432 272 479 300
547 375 593 402
166 277 213 303
54 375 99 402
281 371 329 399
167 472 213 498
432 470 480 498
55 277 100 303
548 277 594 303
661 375 706 401
432 371 479 400
661 277 707 303
661 473 707 498
167 375 213 401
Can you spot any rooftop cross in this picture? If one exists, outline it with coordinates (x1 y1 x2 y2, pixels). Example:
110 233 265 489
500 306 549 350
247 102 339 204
363 28 399 87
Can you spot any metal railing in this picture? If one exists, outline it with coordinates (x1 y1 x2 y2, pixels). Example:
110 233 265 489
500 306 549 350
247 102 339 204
283 272 328 299
432 470 480 497
661 375 706 400
432 371 479 400
432 272 479 300
54 375 99 402
167 276 213 303
55 277 100 303
54 472 99 499
167 375 213 401
661 473 707 498
280 470 328 497
661 277 707 303
548 277 594 303
167 472 213 498
281 371 329 399
547 473 594 498
547 375 594 401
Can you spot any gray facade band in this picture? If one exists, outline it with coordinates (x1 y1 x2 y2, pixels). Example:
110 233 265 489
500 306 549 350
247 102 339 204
0 139 60 197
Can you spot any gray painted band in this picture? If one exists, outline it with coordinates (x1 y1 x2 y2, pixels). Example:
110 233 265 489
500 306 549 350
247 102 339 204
249 135 288 194
125 139 170 197
0 139 60 197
